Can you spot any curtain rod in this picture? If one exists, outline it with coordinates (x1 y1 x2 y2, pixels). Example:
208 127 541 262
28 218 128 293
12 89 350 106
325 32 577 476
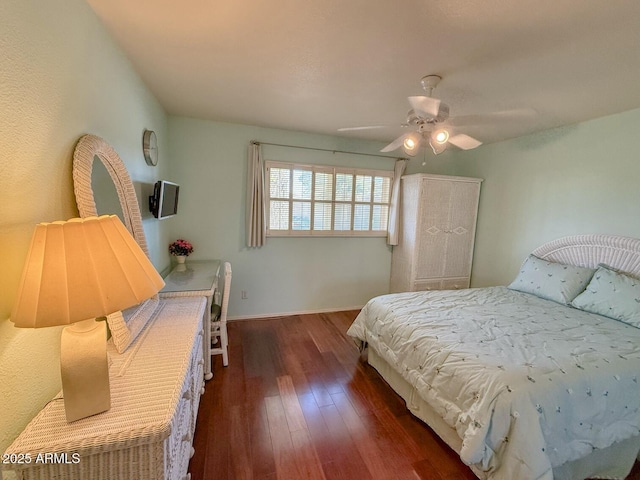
251 140 406 161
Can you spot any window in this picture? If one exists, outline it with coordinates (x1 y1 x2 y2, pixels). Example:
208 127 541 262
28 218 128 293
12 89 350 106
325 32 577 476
266 161 393 236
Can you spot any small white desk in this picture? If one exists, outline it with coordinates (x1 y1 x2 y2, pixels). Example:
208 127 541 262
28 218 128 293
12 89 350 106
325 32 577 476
159 259 221 380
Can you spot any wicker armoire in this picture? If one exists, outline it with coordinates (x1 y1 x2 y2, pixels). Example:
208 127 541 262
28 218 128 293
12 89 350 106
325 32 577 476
390 173 482 293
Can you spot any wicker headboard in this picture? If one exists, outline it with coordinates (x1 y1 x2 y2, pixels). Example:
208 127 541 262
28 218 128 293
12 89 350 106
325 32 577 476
532 234 640 277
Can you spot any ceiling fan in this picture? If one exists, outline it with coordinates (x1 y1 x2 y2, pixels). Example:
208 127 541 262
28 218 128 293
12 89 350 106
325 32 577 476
339 75 488 156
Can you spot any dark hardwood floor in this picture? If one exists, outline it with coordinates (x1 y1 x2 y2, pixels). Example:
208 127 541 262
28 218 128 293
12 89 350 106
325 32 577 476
189 310 640 480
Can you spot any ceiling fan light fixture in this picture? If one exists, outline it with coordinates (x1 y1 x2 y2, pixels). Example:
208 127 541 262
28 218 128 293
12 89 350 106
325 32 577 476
402 133 421 156
429 138 447 155
432 129 449 145
403 137 416 149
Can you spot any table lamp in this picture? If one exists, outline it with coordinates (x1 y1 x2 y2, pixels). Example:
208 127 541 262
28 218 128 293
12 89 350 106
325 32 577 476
10 215 165 422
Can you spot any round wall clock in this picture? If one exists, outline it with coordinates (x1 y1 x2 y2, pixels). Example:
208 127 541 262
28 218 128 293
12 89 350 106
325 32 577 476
143 130 158 166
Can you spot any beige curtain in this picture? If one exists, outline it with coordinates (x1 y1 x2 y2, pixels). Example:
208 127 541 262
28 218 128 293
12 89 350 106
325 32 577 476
246 142 266 247
387 158 408 246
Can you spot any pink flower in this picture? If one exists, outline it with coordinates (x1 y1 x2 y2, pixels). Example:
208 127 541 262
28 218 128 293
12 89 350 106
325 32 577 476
169 239 194 256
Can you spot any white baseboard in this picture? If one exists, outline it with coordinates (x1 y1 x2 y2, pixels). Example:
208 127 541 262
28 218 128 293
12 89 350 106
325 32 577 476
227 305 364 321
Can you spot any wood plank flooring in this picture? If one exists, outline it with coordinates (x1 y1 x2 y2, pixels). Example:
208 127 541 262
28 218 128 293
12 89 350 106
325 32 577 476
189 310 640 480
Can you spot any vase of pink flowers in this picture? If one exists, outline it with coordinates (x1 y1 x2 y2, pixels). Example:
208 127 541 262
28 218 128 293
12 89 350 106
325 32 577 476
169 239 193 264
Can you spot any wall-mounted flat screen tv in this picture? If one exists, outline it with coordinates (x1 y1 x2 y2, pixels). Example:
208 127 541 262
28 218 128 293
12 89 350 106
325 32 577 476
149 180 179 219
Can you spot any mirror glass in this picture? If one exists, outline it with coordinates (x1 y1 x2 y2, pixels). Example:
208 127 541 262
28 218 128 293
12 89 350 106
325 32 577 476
91 155 126 224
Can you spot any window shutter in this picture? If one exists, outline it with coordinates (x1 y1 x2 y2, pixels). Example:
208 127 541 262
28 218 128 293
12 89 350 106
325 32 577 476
266 161 392 236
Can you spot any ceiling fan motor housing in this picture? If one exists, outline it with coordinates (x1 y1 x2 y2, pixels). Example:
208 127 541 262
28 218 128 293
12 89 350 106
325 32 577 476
409 103 450 127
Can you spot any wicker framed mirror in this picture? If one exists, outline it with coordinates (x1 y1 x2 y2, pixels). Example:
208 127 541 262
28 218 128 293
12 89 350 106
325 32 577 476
72 134 149 256
72 134 159 339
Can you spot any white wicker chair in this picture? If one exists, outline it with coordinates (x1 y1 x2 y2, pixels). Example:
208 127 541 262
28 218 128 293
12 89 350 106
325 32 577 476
211 261 231 367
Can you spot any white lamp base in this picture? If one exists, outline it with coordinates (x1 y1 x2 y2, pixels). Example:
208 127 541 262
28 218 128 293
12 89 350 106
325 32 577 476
60 318 111 422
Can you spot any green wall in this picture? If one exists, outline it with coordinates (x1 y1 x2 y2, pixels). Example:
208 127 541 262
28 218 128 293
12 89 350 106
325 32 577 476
165 108 640 319
0 0 169 459
445 108 640 287
167 117 395 319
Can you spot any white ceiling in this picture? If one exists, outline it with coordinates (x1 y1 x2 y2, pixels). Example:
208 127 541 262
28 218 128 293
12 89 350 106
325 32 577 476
86 0 640 147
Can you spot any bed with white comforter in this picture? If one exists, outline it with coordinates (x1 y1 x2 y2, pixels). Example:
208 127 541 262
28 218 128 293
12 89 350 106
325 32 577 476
348 235 640 480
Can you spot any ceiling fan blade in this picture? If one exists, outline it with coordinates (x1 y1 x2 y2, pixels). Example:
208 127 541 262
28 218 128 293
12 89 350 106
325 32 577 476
380 133 409 153
449 134 482 150
338 125 392 132
408 96 441 118
449 108 537 127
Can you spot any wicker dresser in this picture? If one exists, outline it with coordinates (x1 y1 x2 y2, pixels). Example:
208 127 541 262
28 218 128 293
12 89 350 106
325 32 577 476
390 173 482 293
3 297 207 480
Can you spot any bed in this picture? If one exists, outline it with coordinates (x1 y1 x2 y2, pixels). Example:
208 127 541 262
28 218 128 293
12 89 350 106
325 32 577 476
347 235 640 480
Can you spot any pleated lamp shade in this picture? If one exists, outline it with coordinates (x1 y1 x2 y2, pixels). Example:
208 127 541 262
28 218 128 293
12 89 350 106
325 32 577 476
11 215 165 328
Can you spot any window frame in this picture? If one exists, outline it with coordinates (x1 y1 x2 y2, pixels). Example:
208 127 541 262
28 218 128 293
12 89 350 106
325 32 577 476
265 160 393 237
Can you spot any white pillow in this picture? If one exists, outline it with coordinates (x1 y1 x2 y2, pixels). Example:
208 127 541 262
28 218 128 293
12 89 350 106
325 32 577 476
106 296 159 353
508 254 595 305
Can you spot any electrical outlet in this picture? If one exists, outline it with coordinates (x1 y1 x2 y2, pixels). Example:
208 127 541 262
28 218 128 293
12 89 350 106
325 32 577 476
241 290 248 300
